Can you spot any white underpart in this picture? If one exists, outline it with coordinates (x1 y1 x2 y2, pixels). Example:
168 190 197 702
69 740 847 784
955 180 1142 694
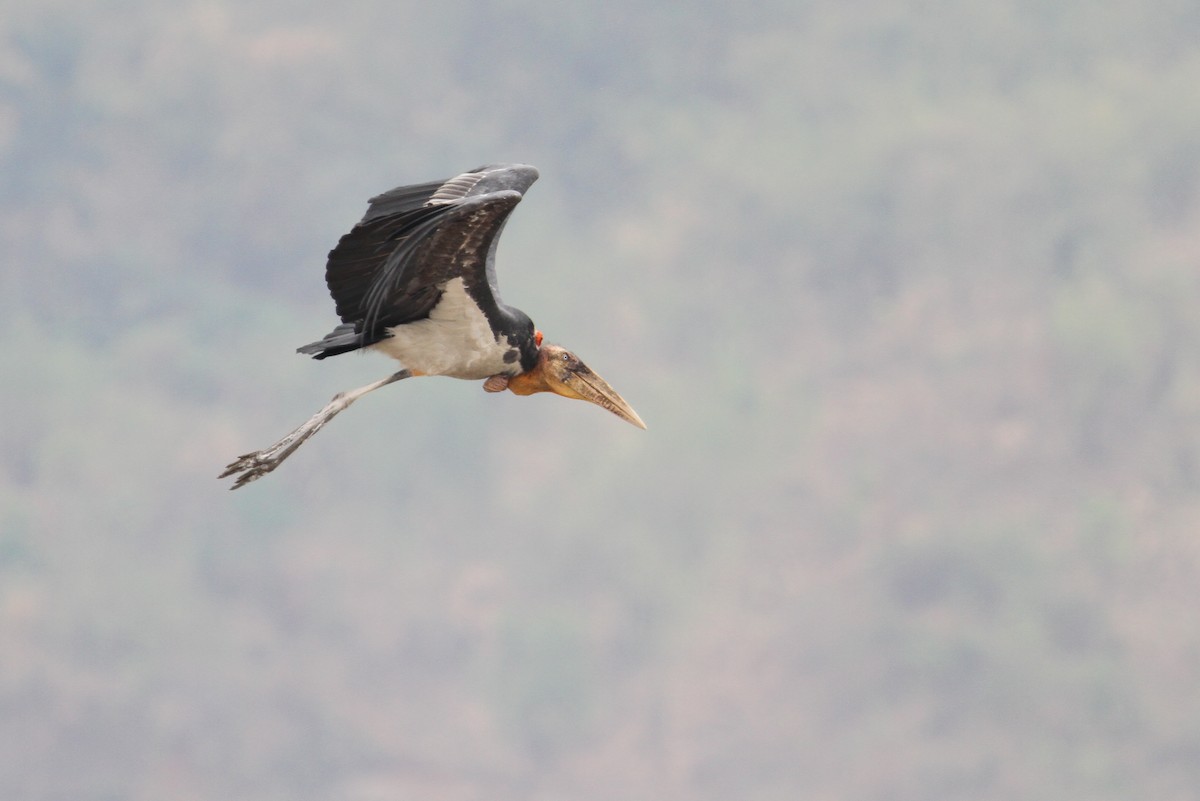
372 277 514 379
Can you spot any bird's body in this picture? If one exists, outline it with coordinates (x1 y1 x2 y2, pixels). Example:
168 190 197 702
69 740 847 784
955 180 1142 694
221 163 644 489
371 276 523 379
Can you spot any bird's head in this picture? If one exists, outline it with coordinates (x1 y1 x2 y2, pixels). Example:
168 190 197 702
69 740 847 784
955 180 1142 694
506 342 646 429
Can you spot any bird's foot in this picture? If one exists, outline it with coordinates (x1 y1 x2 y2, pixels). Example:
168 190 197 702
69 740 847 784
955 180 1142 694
219 399 343 489
219 419 322 489
219 450 279 490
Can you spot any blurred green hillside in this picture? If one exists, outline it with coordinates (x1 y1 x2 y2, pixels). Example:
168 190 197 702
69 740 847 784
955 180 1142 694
3 1 1200 799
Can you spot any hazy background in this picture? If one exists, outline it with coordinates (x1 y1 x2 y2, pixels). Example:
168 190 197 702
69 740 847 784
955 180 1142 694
4 1 1200 799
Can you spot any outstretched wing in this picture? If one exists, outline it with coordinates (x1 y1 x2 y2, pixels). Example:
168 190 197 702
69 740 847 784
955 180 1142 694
300 163 539 358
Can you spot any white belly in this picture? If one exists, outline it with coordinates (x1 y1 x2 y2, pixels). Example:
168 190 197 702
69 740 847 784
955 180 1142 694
371 277 514 379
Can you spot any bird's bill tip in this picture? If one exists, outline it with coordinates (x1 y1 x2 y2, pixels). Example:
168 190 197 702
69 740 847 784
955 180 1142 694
550 374 646 429
537 346 646 430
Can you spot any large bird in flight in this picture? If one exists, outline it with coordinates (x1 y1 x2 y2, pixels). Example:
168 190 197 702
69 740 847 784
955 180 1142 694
220 163 645 489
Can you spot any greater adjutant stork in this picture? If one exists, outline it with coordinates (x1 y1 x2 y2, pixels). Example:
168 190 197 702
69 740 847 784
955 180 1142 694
220 163 645 489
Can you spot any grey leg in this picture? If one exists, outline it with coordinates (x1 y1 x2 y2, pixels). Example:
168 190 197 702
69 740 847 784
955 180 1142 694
220 369 413 489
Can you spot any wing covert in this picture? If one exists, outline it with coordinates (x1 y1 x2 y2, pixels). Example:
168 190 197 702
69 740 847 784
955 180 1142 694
358 191 523 336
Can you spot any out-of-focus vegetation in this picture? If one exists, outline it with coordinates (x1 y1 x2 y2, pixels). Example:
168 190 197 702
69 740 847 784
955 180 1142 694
3 0 1200 798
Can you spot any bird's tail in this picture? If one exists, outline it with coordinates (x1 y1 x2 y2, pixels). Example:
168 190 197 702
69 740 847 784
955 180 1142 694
297 323 365 359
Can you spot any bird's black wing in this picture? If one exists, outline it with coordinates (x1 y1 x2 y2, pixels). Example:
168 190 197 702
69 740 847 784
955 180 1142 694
299 164 539 359
356 190 524 334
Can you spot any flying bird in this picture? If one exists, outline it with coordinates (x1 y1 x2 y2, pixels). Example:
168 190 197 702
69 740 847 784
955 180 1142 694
220 163 645 489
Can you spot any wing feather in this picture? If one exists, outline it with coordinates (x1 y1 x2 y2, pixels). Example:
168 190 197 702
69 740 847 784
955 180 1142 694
359 179 448 222
314 164 539 354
